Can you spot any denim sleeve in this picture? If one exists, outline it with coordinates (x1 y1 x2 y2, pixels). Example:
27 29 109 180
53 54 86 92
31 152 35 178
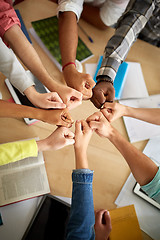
141 167 160 204
66 169 95 240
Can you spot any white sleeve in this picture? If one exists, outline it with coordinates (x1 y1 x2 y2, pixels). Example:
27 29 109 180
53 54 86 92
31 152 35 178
100 0 129 27
0 38 35 95
57 0 84 21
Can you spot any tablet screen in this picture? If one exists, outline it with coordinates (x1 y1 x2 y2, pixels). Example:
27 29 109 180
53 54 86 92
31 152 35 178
22 195 70 240
133 183 160 210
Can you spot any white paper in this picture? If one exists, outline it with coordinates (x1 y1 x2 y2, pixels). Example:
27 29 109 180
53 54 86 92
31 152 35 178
121 62 149 99
85 63 97 78
115 136 160 240
119 94 160 143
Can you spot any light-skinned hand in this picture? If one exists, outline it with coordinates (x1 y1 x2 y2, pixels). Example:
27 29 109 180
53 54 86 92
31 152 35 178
24 86 66 109
86 111 113 138
63 66 95 100
55 83 83 110
91 81 115 109
101 102 126 122
94 210 112 240
74 120 93 169
36 126 75 151
74 120 93 153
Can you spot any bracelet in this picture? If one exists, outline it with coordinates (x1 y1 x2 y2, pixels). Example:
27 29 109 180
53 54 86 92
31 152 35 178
62 62 76 71
96 78 114 85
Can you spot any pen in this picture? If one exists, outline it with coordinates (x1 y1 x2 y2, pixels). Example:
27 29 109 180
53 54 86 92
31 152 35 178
78 24 94 43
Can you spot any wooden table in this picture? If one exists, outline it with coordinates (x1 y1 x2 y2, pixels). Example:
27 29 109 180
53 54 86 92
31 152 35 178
0 0 160 239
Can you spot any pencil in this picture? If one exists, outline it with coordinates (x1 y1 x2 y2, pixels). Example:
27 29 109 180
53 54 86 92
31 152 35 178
78 24 94 43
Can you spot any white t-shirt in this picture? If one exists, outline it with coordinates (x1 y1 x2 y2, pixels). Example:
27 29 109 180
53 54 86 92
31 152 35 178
57 0 130 26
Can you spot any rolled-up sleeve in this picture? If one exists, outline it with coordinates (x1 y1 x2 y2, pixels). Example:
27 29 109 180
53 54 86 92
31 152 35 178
0 0 21 39
57 0 84 21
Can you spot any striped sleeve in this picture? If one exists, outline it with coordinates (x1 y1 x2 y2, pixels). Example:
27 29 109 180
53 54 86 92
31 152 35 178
96 0 155 83
0 139 38 166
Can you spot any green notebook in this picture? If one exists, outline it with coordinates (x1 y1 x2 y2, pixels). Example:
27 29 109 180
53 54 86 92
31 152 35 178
30 16 93 70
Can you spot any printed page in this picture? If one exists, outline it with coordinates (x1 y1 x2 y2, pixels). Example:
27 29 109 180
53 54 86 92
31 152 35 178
119 94 160 142
0 152 44 172
0 164 50 206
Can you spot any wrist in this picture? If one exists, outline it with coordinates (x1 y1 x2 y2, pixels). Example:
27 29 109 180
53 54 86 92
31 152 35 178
107 126 118 141
124 105 134 117
36 139 48 152
62 62 76 71
75 148 88 169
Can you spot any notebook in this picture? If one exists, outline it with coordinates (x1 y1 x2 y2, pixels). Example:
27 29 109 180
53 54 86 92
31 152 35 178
0 139 50 206
29 16 93 71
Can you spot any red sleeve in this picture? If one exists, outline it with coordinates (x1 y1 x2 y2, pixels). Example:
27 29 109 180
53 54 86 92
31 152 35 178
0 0 21 42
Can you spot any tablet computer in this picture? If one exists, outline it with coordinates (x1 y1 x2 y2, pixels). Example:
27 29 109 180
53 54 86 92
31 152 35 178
5 71 49 125
22 194 71 240
133 182 160 210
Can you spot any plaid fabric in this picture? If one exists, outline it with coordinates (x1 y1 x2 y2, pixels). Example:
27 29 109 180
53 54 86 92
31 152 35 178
96 0 160 83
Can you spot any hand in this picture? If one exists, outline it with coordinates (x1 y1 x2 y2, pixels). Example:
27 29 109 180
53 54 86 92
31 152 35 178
101 102 126 122
63 66 95 100
94 210 112 240
91 81 115 109
86 111 113 138
55 83 83 110
74 120 93 152
36 127 75 151
74 120 93 169
42 108 74 128
24 86 66 109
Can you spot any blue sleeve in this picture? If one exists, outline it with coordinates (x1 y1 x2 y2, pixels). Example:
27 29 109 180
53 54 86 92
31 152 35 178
141 167 160 204
66 169 95 240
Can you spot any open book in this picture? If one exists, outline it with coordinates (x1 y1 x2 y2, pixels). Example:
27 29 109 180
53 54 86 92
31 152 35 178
0 141 50 206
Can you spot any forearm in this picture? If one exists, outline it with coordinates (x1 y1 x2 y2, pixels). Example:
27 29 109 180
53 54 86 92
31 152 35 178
75 149 88 169
81 3 107 30
108 127 158 186
0 100 45 121
3 25 58 92
124 107 160 125
58 12 78 66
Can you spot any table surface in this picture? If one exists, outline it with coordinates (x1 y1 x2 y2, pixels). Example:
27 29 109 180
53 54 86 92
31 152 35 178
0 1 160 239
